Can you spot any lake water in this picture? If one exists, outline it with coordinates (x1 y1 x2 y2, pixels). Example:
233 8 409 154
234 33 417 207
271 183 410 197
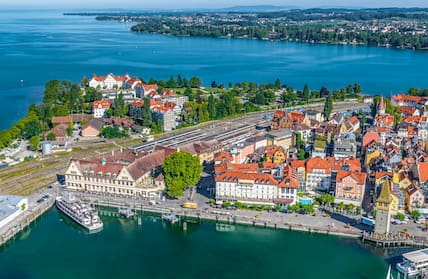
0 208 393 279
1 10 428 130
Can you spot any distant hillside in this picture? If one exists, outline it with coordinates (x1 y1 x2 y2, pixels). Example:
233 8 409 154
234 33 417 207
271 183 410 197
217 5 300 12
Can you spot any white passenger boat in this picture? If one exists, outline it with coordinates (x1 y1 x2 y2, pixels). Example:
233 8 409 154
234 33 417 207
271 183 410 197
56 194 103 232
396 248 428 277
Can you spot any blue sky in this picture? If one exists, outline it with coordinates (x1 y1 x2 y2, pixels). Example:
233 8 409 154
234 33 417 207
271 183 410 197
2 0 428 9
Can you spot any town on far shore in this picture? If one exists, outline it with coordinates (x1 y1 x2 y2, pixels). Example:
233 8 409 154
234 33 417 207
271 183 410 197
1 72 428 266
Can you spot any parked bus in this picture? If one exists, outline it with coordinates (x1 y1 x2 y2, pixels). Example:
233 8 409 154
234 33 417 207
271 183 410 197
182 202 197 209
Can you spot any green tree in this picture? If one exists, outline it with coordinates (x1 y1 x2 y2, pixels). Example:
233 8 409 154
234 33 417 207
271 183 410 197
142 97 152 126
353 83 361 94
323 94 333 120
411 210 421 220
303 84 310 102
166 76 177 88
162 151 203 198
396 212 405 221
274 78 281 90
29 136 40 151
207 94 217 120
113 92 128 117
43 80 61 105
338 202 345 212
23 118 41 139
189 77 202 88
47 132 56 141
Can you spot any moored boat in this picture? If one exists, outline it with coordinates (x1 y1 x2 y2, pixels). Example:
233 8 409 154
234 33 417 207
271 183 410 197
56 194 103 232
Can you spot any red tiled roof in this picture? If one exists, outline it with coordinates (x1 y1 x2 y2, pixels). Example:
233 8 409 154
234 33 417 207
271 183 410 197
129 99 144 108
362 131 380 148
375 171 392 180
45 123 68 139
375 113 394 126
127 148 175 180
306 157 331 174
93 100 111 109
349 116 359 126
336 170 366 184
143 84 158 92
73 159 126 179
104 117 135 128
417 161 428 183
290 159 305 169
214 151 234 163
215 171 277 185
51 116 73 124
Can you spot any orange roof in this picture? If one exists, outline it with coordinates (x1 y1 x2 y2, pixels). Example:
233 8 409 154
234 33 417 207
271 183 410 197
143 84 158 92
266 145 284 157
91 74 106 81
262 162 279 169
398 106 417 115
403 116 422 124
329 156 361 172
392 94 425 104
417 161 428 183
273 110 286 119
215 171 277 185
163 101 177 110
93 100 111 109
375 113 394 126
306 157 331 174
51 116 72 124
161 89 176 97
288 110 305 124
290 159 305 169
336 170 366 184
349 116 359 126
375 171 392 180
214 151 234 163
129 99 144 108
362 131 380 148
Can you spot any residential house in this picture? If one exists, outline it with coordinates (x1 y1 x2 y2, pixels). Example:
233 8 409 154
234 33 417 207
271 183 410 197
81 120 103 137
45 123 68 141
88 73 129 90
305 157 331 192
265 145 286 164
305 109 324 122
405 184 425 211
129 99 145 119
333 133 356 159
135 83 158 98
51 116 73 125
271 110 291 130
266 129 293 151
179 140 221 164
93 100 111 118
290 159 306 192
334 171 367 206
151 106 176 131
276 165 298 206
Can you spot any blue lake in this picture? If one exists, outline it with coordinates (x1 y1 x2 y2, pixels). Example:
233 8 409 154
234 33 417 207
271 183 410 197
0 10 427 129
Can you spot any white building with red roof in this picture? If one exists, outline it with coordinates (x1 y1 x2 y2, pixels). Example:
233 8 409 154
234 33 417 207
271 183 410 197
88 73 130 90
136 83 158 98
215 171 278 205
64 147 175 199
305 157 332 192
93 100 112 118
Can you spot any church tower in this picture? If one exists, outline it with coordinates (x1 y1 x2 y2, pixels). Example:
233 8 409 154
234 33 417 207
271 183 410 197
378 96 386 115
375 181 392 234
